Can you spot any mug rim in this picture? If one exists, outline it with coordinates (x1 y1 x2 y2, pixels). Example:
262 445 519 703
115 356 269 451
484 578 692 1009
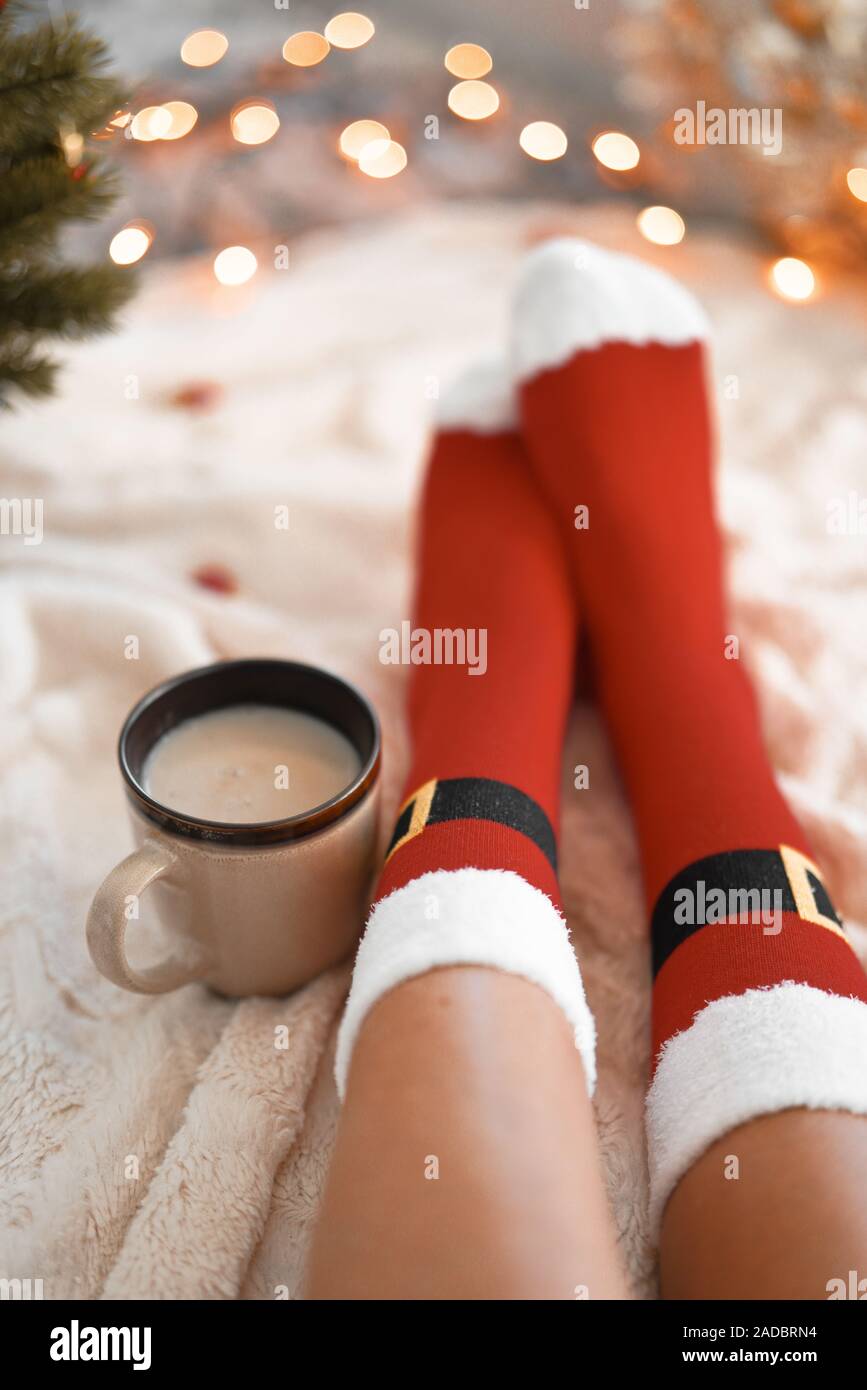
119 658 381 847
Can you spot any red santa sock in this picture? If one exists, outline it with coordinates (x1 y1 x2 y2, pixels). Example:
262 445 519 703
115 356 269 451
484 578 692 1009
335 361 596 1097
512 239 867 1228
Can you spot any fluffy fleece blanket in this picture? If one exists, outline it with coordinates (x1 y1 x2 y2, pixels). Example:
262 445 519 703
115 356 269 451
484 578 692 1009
1 204 866 1300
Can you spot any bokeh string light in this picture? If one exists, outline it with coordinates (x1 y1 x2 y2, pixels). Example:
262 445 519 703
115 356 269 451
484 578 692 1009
447 80 500 121
846 168 867 202
180 30 228 68
108 24 677 292
109 23 741 295
358 138 407 178
591 131 640 171
519 122 568 161
770 256 816 301
282 32 330 67
637 205 686 245
61 130 84 167
161 102 198 141
109 223 153 265
339 119 390 161
611 3 867 274
324 13 375 51
444 44 492 79
130 105 172 142
213 246 258 286
231 101 280 146
90 109 131 141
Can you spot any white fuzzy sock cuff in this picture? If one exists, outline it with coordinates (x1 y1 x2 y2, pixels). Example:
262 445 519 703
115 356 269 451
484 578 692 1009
646 981 867 1232
434 358 518 435
334 867 596 1099
512 237 709 384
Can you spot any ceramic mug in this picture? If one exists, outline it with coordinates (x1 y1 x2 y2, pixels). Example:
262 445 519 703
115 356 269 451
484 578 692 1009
86 659 381 996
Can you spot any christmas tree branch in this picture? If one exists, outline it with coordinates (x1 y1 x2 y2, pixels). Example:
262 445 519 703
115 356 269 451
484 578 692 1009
0 5 135 404
0 15 126 157
0 264 134 336
0 154 122 256
0 335 58 404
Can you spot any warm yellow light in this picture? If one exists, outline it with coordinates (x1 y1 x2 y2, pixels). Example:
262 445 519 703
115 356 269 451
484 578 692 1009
592 130 640 171
180 29 228 67
131 105 172 142
324 12 375 50
90 109 131 142
161 101 198 140
519 121 568 161
637 205 685 245
282 31 330 66
770 257 815 301
846 167 867 202
358 138 407 179
231 102 280 146
447 80 500 121
109 224 152 266
61 131 84 166
339 119 390 161
214 246 258 286
444 43 492 79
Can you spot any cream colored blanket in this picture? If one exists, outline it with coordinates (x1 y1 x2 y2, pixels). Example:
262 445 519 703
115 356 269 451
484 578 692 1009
1 205 865 1299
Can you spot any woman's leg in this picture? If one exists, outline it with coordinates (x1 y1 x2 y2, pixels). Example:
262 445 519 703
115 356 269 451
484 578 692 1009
307 967 627 1300
308 361 627 1300
661 1110 867 1299
513 239 867 1298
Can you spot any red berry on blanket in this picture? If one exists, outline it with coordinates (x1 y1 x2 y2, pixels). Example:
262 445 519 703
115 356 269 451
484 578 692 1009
170 380 224 411
191 564 238 595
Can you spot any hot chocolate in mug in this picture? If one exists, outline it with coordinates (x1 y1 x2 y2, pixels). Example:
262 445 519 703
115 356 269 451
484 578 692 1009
86 659 381 996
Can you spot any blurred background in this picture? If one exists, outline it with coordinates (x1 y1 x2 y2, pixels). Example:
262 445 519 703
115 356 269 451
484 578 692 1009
62 0 867 279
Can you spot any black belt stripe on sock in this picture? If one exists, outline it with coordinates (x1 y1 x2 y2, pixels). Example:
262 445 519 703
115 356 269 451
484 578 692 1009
652 845 844 977
384 776 557 872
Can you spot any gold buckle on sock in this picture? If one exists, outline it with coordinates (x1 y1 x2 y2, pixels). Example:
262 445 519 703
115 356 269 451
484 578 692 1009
381 776 558 872
779 844 847 940
383 778 438 864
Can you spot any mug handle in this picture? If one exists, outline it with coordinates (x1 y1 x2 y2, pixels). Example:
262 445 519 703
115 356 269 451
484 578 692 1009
86 839 206 994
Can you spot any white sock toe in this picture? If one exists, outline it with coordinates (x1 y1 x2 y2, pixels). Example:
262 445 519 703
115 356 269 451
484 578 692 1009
512 237 709 383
